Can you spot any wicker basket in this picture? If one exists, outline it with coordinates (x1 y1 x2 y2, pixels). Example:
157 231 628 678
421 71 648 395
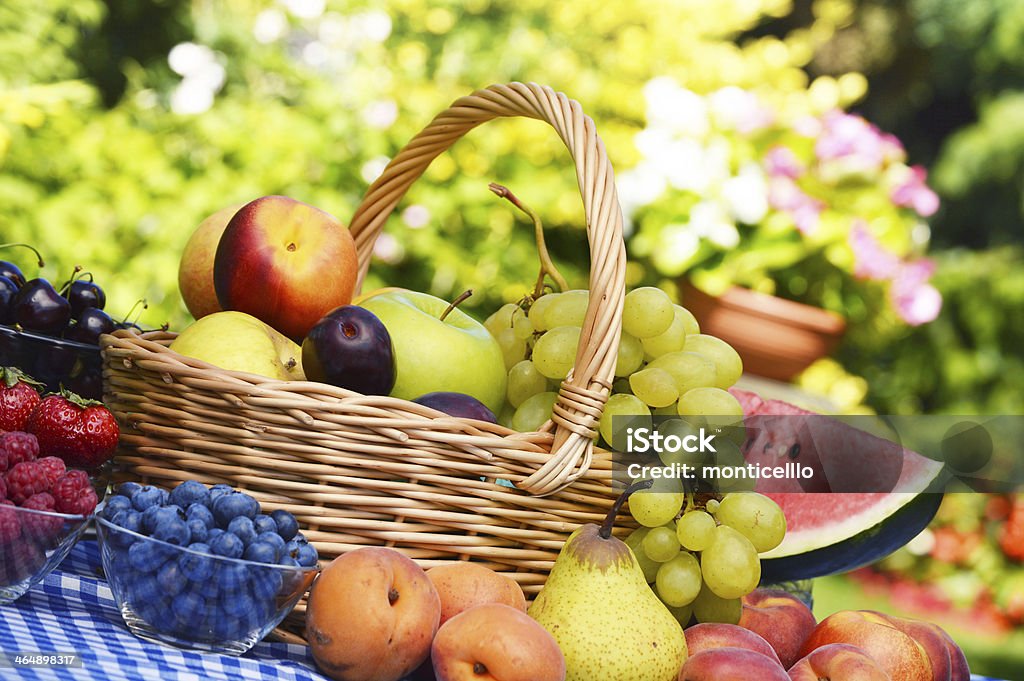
99 82 627 597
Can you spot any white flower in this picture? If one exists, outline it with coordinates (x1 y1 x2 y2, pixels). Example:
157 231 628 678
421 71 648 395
721 163 769 225
643 77 709 138
363 100 398 129
360 156 390 184
652 224 701 276
281 0 325 20
253 9 288 44
708 86 774 132
689 201 740 249
401 204 431 229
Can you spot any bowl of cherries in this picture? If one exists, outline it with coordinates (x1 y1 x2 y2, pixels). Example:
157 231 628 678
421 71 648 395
0 244 141 400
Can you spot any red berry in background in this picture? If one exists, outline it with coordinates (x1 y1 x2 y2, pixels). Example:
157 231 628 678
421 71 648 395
0 431 40 472
51 472 97 516
36 456 65 486
4 460 49 505
0 368 43 433
25 392 119 469
0 475 5 501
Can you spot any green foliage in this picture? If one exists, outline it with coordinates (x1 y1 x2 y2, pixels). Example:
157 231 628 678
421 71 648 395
839 247 1024 415
1 0 845 331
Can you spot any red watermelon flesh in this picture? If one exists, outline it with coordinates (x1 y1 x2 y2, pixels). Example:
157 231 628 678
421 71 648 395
730 388 945 559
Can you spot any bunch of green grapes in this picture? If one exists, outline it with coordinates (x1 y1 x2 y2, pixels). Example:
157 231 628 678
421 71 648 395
484 285 745 435
625 490 786 626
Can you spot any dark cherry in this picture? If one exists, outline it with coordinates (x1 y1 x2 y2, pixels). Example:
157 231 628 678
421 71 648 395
0 276 19 324
412 392 497 423
65 279 106 317
0 262 25 288
65 307 116 345
301 305 395 396
13 278 72 336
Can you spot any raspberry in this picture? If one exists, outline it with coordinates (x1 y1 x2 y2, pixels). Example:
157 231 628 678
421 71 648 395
51 472 98 516
0 503 20 543
5 461 49 505
0 475 6 501
37 456 66 487
21 492 63 545
0 432 40 471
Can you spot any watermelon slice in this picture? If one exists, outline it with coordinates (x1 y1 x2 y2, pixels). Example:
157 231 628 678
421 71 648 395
730 389 946 582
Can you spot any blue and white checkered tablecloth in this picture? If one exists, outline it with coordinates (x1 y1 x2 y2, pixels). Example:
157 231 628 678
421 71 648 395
0 540 331 680
0 541 1008 680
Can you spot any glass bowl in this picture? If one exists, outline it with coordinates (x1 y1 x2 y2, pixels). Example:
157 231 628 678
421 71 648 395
0 324 103 399
0 504 94 604
95 515 319 655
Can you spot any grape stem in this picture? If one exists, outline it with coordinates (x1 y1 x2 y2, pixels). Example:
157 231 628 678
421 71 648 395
0 243 45 268
599 478 655 540
439 289 473 322
488 182 568 297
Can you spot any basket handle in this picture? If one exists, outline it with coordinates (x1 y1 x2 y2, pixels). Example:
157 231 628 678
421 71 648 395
347 82 626 496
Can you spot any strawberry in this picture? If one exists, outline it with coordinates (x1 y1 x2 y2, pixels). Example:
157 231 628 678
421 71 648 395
0 367 43 432
25 391 119 469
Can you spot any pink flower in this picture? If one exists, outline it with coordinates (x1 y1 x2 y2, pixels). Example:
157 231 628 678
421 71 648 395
849 221 901 280
769 177 824 235
891 259 942 325
764 146 804 179
891 165 940 217
815 110 889 173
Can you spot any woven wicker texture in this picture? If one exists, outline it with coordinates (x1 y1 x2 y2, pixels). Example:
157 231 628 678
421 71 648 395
100 82 627 594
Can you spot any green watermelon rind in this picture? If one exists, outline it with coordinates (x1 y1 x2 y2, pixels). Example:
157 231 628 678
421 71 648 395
759 492 944 583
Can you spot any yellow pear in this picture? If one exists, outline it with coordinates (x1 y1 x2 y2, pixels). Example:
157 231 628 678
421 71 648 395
528 489 688 681
169 311 305 381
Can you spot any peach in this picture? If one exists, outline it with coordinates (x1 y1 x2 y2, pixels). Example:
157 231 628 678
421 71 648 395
869 612 970 681
306 547 441 681
431 603 565 681
684 623 781 665
788 643 890 680
678 647 790 681
214 195 358 341
426 563 527 626
178 203 243 320
739 588 818 669
800 611 932 681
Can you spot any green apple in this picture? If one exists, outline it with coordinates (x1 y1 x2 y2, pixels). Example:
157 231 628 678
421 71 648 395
360 290 507 413
169 311 305 381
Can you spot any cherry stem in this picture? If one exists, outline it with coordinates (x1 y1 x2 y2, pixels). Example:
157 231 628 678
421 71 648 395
122 298 148 325
58 265 84 295
439 289 473 322
488 183 568 297
599 478 654 540
0 243 45 268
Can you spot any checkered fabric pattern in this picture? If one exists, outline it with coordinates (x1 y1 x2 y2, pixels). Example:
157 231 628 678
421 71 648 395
0 540 330 680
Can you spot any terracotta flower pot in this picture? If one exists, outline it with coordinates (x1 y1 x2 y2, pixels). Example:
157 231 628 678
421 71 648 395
679 280 846 382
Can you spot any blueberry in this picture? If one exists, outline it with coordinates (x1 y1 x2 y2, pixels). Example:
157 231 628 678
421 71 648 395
131 486 166 512
102 495 133 519
216 563 250 593
108 510 143 549
278 555 300 568
156 560 188 596
295 543 319 567
255 532 285 560
206 528 225 545
179 543 215 582
128 540 172 573
186 503 215 528
199 573 222 600
128 573 163 605
283 535 308 559
116 481 142 499
169 480 211 509
152 516 191 546
210 615 241 640
209 484 235 504
251 566 283 601
142 505 185 534
187 519 209 544
172 590 207 627
213 492 259 527
270 509 299 541
227 516 257 546
252 514 277 535
221 589 255 619
242 541 277 565
210 531 243 559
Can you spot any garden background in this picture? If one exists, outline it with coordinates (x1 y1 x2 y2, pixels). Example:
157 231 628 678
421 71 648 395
1 0 1022 676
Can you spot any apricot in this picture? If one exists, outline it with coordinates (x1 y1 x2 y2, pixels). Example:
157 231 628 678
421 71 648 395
426 563 527 626
431 603 565 681
306 547 441 681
